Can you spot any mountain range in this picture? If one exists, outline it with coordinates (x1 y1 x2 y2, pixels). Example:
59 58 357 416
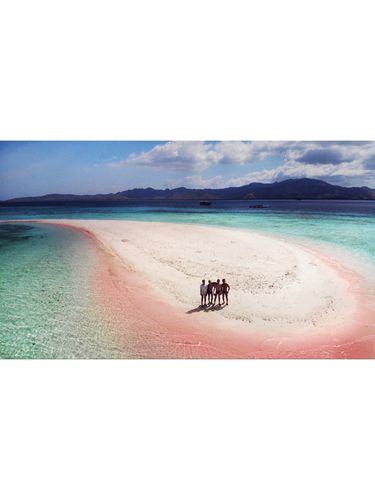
2 178 375 203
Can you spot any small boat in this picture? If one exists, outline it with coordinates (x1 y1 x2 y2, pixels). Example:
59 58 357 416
249 203 269 209
199 201 212 206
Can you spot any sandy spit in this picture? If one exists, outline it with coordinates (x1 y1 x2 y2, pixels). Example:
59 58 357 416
6 219 375 358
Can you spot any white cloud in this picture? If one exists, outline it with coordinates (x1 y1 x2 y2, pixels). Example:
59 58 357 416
105 141 294 171
181 161 374 189
104 141 375 187
106 141 221 171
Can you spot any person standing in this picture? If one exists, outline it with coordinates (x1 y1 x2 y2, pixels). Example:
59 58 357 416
213 278 222 306
222 279 231 305
200 279 208 307
207 280 213 305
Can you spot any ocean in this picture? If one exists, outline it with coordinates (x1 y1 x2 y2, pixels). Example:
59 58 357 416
0 222 128 358
1 200 374 358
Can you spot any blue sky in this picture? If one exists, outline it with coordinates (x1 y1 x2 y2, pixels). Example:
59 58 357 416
1 141 374 199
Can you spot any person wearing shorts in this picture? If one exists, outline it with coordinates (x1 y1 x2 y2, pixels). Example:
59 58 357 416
207 280 214 305
213 279 222 306
200 279 208 307
222 279 231 305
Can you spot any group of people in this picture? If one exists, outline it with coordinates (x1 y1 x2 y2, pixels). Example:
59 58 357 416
199 279 231 307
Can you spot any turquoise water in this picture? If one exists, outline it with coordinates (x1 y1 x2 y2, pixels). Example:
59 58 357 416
1 201 374 358
1 200 374 262
0 223 126 358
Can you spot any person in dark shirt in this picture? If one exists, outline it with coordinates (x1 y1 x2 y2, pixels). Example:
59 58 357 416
207 280 213 305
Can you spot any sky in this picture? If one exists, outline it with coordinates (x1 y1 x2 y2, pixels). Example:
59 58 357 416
1 141 375 200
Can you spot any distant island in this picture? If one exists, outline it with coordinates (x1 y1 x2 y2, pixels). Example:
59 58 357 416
2 178 375 203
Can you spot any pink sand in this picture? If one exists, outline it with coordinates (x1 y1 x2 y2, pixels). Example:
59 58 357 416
47 219 375 359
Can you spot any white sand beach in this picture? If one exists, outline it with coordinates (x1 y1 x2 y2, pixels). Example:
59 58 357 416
36 219 359 338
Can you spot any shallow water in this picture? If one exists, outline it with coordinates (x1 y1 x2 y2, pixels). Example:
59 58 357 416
0 223 126 358
1 201 374 358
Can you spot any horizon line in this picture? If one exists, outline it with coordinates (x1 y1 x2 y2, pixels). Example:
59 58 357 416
1 177 374 202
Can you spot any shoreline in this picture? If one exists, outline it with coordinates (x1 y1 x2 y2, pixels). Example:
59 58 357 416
2 219 375 358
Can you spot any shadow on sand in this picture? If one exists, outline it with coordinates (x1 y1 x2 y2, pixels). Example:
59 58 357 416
186 304 227 314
